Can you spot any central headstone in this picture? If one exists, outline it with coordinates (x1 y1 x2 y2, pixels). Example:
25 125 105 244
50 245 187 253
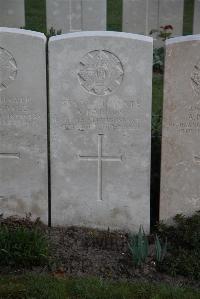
49 32 153 231
46 0 107 33
0 28 48 222
0 0 25 28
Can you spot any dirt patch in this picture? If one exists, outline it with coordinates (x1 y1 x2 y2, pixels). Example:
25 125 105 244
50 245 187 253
0 215 199 290
47 226 200 289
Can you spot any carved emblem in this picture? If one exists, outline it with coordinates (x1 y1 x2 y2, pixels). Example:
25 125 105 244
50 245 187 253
191 60 200 95
0 47 17 91
78 50 124 96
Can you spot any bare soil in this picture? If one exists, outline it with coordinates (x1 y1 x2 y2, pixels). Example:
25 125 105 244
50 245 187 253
0 215 199 290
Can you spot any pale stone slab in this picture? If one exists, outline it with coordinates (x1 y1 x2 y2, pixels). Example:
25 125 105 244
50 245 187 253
123 0 184 37
158 0 184 36
46 0 107 33
160 35 200 222
123 0 158 36
0 0 25 28
49 31 153 232
0 28 48 222
193 0 200 34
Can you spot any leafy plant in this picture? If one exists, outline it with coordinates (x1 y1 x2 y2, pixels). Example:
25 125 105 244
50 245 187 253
128 226 149 267
154 234 167 263
0 226 49 268
150 25 173 42
156 211 200 279
153 47 165 74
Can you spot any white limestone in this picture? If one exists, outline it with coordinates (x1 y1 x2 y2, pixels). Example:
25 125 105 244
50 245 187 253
49 31 153 232
123 0 184 37
160 35 200 222
46 0 107 33
0 0 25 28
193 0 200 34
0 28 48 222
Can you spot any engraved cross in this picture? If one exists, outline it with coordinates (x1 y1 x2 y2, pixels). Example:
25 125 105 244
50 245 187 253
0 153 20 159
79 134 122 201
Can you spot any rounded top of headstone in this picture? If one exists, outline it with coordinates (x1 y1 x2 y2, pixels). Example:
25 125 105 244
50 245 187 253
49 31 153 43
0 27 46 41
166 34 200 46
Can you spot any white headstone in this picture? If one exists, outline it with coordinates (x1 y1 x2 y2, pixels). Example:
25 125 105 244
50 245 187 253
123 0 158 36
160 35 200 222
158 0 184 37
0 0 25 28
193 0 200 34
0 28 48 222
123 0 184 37
49 31 153 232
46 0 107 33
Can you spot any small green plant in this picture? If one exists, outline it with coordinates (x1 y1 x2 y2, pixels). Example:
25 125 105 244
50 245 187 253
0 226 49 268
46 27 62 39
150 25 173 42
154 234 167 263
153 47 165 73
150 25 173 74
128 226 149 267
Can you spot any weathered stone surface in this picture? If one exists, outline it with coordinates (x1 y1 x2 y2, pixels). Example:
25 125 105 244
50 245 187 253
123 0 158 35
0 28 48 222
46 0 107 33
160 35 200 222
123 0 184 37
158 0 184 36
49 32 152 232
0 0 25 28
193 0 200 34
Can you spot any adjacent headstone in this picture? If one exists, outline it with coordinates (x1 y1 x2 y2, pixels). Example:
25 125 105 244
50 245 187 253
123 0 158 36
123 0 184 37
0 0 25 28
49 31 153 231
160 35 200 222
193 0 200 34
0 28 48 222
158 0 184 37
46 0 107 33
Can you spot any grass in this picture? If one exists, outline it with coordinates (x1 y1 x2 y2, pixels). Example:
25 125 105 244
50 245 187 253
24 0 46 33
0 226 49 268
152 74 164 116
183 0 195 35
0 275 199 299
107 0 122 31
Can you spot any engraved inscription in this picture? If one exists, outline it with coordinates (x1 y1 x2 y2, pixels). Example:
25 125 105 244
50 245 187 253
165 105 200 135
56 98 142 131
194 155 200 164
0 97 41 127
0 48 17 91
78 50 124 96
191 59 200 95
79 134 122 201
